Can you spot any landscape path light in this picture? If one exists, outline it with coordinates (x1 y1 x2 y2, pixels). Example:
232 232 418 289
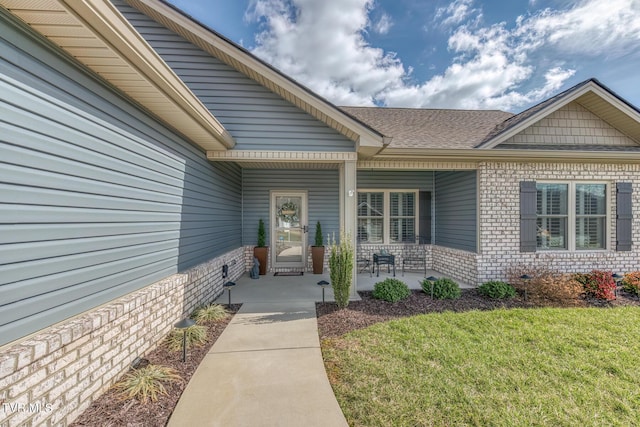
174 318 196 362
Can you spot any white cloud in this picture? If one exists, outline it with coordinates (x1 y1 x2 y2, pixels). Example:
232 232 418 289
435 0 482 28
373 13 393 35
245 0 640 110
246 0 406 106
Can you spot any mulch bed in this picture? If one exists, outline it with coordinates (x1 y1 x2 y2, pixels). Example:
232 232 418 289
316 289 640 339
70 288 640 426
71 305 240 427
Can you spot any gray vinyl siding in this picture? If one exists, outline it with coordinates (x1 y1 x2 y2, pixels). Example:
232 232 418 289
0 11 241 346
357 170 434 190
115 1 355 153
434 171 477 252
242 170 340 246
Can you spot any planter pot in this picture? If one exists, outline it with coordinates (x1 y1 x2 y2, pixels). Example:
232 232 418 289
311 246 325 274
253 246 268 275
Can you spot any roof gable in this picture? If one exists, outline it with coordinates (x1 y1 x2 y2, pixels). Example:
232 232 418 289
479 79 640 149
496 101 640 149
125 0 385 155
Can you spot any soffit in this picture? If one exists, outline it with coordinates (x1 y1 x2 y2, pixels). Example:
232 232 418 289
575 91 640 143
0 0 234 151
126 0 385 152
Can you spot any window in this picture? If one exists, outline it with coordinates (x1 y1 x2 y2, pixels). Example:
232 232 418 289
357 192 384 243
358 190 418 244
536 183 607 251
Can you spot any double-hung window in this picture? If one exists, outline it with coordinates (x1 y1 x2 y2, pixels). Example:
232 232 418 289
536 182 608 251
358 190 418 244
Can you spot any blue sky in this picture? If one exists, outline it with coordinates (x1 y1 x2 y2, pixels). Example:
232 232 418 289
166 0 640 113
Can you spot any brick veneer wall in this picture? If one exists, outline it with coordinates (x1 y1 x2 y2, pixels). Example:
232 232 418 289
0 248 245 427
432 246 478 285
357 244 477 285
477 162 640 284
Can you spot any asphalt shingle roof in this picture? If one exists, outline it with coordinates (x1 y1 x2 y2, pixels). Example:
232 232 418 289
340 107 513 149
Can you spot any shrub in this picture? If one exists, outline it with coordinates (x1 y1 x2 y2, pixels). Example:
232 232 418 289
314 221 324 247
424 278 461 300
113 365 182 403
166 325 208 351
372 278 411 302
478 281 516 299
622 272 640 295
192 304 229 324
578 270 616 300
506 264 583 305
329 232 354 309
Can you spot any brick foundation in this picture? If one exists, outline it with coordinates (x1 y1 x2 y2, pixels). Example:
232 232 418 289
0 248 244 427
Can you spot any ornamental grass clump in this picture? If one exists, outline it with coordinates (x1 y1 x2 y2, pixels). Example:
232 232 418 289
372 278 410 302
478 280 516 299
430 278 461 300
329 232 354 309
113 364 182 403
622 271 640 296
166 324 208 351
192 304 229 324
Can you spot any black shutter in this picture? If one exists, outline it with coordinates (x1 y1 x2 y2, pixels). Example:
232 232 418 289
616 182 632 251
520 181 537 252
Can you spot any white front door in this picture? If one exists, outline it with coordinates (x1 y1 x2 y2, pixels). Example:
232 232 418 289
271 191 308 269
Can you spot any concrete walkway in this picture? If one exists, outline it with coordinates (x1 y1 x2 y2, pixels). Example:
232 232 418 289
167 299 348 427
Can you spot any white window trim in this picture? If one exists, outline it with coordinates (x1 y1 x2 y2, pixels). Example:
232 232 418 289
357 189 419 244
537 181 610 252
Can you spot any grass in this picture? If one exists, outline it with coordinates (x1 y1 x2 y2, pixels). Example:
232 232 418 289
322 307 640 426
113 365 182 403
166 324 208 351
192 303 229 324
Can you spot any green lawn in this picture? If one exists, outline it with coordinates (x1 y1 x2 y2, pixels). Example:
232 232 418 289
322 307 640 426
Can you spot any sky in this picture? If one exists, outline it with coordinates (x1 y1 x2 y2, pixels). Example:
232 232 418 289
165 0 640 113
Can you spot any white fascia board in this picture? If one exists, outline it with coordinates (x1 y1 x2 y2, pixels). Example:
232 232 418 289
63 0 235 149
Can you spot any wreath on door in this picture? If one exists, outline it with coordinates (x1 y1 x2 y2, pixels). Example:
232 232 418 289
278 201 299 223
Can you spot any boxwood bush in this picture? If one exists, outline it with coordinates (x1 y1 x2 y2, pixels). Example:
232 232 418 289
372 278 411 302
422 277 461 299
478 281 516 299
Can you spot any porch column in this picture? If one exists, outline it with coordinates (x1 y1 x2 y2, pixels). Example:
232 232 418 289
340 160 358 294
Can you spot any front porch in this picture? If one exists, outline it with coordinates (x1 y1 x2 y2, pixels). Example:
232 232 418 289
214 268 474 305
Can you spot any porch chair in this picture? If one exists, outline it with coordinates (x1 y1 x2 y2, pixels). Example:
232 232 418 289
401 237 427 277
357 249 372 277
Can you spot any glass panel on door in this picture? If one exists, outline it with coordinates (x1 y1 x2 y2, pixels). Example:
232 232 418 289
275 195 304 265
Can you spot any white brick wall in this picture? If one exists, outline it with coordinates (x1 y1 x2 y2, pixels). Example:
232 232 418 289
477 161 640 283
0 248 244 427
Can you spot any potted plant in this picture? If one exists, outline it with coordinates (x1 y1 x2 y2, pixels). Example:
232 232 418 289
311 221 325 274
253 219 268 275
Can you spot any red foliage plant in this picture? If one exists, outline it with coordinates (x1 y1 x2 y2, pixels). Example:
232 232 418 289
579 270 616 301
622 271 640 296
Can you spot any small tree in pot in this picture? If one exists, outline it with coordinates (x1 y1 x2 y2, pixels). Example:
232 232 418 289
253 219 268 275
311 221 325 274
